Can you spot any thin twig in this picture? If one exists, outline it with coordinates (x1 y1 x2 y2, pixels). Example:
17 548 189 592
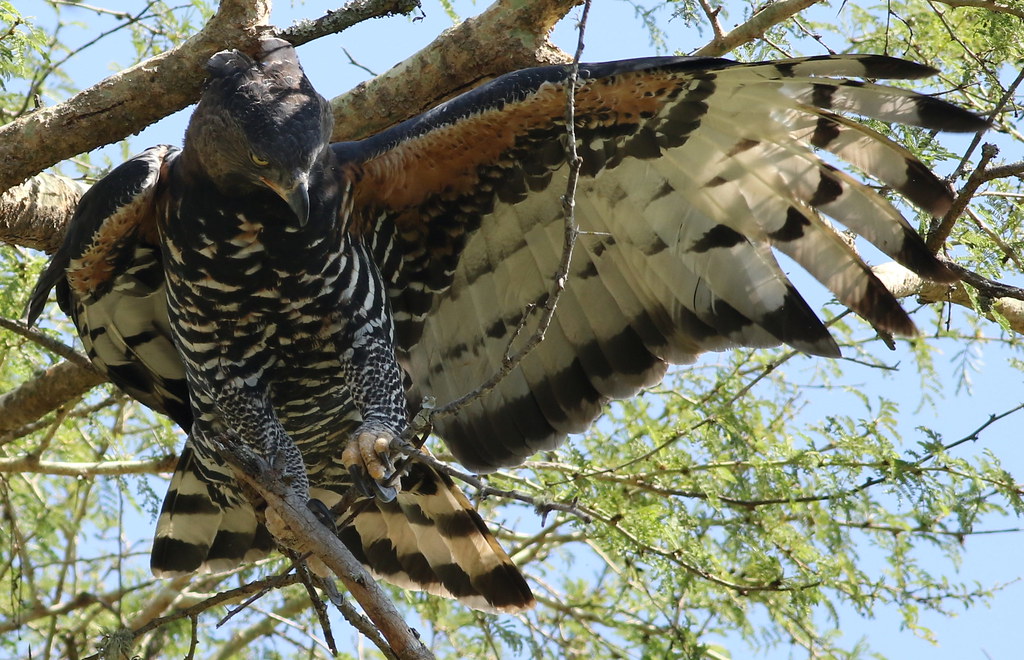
185 615 199 660
280 0 422 46
968 207 1024 271
697 0 725 43
0 316 92 369
947 63 1022 182
342 47 379 77
288 551 338 655
927 143 999 251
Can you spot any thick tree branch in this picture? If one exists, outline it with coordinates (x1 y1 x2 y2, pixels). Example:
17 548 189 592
0 361 104 438
221 446 434 660
329 0 579 141
0 174 86 253
874 261 1024 334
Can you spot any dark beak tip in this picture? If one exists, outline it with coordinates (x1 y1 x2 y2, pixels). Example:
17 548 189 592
286 183 310 226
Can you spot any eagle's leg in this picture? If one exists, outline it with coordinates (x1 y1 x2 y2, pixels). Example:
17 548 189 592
337 246 408 502
214 377 311 501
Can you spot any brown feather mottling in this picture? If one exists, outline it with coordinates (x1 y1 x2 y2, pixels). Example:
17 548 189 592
66 146 171 298
67 196 153 297
350 70 686 232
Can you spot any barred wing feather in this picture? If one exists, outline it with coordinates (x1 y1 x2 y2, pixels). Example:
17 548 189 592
342 54 984 472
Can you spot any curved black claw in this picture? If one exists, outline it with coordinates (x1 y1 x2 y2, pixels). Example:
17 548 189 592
376 450 396 480
307 498 337 533
348 464 398 502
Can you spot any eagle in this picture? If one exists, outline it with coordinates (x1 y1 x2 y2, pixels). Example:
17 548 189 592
25 37 984 613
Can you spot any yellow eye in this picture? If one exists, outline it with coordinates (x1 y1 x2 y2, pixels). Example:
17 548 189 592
250 152 270 167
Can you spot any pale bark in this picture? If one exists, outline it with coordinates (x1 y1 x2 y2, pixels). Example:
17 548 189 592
0 360 104 438
329 0 578 141
224 448 435 660
692 0 824 56
0 173 86 253
875 261 1024 335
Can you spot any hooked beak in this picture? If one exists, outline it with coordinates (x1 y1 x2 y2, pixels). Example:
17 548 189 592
263 172 310 226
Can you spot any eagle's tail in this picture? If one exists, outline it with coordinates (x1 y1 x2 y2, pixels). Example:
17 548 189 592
151 441 535 613
316 460 536 613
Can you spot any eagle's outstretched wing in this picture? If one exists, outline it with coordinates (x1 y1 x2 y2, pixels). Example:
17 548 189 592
336 55 985 472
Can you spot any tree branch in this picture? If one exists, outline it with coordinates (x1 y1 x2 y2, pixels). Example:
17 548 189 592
0 173 86 253
874 261 1024 335
280 0 421 46
0 584 147 635
0 0 273 195
0 361 104 438
0 317 92 368
219 445 434 660
692 0 824 56
76 573 305 660
209 588 329 660
927 142 1000 252
0 454 176 476
328 0 579 141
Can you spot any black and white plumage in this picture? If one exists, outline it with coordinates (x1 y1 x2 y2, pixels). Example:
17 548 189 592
27 39 984 612
28 38 533 613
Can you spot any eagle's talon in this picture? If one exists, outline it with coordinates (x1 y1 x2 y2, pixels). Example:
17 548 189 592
347 463 398 501
347 463 373 498
307 498 337 533
370 479 398 503
342 426 401 501
375 445 395 477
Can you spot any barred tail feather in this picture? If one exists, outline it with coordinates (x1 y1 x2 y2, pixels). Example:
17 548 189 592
319 462 535 613
151 442 272 575
152 444 532 612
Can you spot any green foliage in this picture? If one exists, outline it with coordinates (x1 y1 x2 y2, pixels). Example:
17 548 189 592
0 3 45 79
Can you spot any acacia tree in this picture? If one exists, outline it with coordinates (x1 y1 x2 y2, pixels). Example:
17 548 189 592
1 0 1022 658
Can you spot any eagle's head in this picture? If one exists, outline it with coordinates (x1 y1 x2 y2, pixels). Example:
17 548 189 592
185 37 333 225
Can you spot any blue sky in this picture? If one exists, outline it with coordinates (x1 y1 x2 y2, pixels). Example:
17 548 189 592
14 0 1024 657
